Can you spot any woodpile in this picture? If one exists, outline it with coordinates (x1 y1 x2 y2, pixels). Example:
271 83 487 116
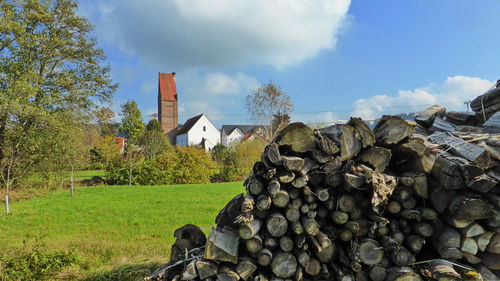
146 104 499 281
471 80 500 126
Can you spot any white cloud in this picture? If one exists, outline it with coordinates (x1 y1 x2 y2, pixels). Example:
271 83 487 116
201 72 258 96
80 0 351 69
177 71 259 123
352 76 493 120
293 111 340 127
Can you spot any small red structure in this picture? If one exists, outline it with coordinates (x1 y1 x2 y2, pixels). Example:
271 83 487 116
115 137 126 154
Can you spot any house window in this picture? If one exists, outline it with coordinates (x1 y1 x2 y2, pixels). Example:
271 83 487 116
203 126 206 132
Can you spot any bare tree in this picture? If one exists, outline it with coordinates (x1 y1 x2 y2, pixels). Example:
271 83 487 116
245 81 293 142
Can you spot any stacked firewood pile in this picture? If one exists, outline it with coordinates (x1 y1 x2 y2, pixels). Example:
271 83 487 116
146 104 499 281
470 80 500 126
444 80 500 134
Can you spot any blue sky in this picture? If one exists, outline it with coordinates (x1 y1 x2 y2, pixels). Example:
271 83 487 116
78 0 500 126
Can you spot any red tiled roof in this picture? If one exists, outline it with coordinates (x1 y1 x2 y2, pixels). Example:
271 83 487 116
158 72 177 101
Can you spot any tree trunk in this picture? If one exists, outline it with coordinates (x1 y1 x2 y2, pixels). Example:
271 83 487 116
128 161 133 186
422 260 461 281
257 248 273 266
266 213 288 237
282 156 304 172
240 219 262 240
272 190 289 208
245 235 263 254
369 265 387 281
271 252 297 279
196 260 218 279
278 236 294 252
236 259 257 281
373 116 415 146
359 239 384 265
359 146 392 172
340 125 362 161
348 117 376 148
70 165 75 197
5 194 10 215
413 105 446 127
304 258 321 276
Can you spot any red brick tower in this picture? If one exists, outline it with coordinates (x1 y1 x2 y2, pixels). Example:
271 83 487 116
158 72 178 144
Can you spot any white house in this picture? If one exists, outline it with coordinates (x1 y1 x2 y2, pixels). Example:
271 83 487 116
176 114 221 151
220 125 263 147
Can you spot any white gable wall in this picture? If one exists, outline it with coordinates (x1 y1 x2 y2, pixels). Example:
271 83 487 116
222 128 244 147
186 115 220 151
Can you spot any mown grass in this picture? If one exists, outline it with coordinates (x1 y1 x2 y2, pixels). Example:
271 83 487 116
29 170 106 183
2 170 106 203
0 182 244 280
70 170 106 181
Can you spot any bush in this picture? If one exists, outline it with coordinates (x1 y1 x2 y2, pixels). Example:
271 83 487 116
233 139 265 177
105 157 171 186
0 245 78 280
157 146 214 184
105 146 215 185
211 139 265 182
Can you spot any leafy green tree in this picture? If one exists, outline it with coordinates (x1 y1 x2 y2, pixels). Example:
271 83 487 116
90 136 121 168
61 120 90 197
119 100 144 144
123 144 142 186
140 130 170 160
146 119 163 132
0 0 117 213
139 119 170 159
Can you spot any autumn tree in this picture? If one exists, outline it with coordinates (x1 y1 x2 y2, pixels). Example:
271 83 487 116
245 81 293 142
0 0 117 213
96 107 118 136
90 136 121 168
119 100 144 144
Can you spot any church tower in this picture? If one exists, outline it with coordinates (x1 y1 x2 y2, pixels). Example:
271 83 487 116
158 72 178 144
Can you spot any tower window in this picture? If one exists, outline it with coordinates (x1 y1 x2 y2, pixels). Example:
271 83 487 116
203 126 206 132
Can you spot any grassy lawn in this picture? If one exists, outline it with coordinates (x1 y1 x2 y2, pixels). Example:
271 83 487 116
71 170 106 181
2 170 107 203
0 182 244 280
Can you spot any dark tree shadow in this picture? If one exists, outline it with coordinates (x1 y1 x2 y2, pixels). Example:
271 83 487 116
79 262 163 281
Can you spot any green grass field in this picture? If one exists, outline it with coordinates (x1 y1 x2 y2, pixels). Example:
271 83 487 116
70 170 106 181
0 182 244 280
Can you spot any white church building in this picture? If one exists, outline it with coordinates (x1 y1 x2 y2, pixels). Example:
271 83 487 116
175 114 221 151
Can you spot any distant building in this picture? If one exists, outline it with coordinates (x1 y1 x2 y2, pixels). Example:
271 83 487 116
176 114 221 151
156 72 262 150
115 137 126 153
220 125 264 147
158 72 178 144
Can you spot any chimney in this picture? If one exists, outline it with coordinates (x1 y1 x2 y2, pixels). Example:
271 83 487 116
158 72 179 144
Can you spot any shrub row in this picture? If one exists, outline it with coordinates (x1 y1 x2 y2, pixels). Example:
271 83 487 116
105 139 265 185
105 146 215 185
